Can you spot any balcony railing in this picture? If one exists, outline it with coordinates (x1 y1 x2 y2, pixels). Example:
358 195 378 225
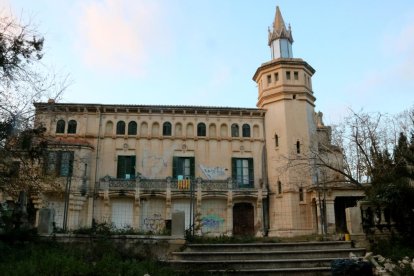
99 176 256 191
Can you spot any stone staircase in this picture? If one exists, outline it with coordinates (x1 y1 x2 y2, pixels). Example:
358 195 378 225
168 241 366 275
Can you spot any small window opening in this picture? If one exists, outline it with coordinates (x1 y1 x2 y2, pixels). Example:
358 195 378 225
296 141 300 154
294 71 299 80
267 74 271 84
286 71 291 80
299 187 304 202
275 134 279 147
277 181 282 194
293 94 296 99
274 73 279 81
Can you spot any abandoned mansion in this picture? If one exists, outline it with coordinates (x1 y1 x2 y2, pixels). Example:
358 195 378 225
28 7 363 237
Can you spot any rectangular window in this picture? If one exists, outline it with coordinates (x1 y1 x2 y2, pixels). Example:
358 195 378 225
46 151 74 177
286 71 291 80
294 71 299 80
232 158 254 188
274 73 279 81
173 157 195 179
299 187 304 202
117 155 136 179
267 74 271 84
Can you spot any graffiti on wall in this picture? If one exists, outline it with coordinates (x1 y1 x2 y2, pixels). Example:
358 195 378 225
143 213 165 232
201 214 225 232
199 165 226 180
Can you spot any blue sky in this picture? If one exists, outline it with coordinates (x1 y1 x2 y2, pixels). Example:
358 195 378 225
3 0 414 124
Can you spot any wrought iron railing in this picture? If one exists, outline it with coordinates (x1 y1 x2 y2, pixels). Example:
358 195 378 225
99 176 256 191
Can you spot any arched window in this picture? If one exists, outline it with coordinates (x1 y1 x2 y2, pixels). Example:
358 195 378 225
197 123 206 137
231 124 239 137
242 124 250 137
56 119 65 134
296 140 300 154
105 121 113 135
67 120 77 134
116 121 126 135
163 122 172 136
275 134 279 147
127 121 137 135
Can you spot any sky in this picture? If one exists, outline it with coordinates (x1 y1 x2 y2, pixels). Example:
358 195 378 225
2 0 414 124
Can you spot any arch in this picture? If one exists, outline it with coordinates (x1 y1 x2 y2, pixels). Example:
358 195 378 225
242 124 250 137
67 120 77 134
220 123 228 137
152 122 160 136
105 121 113 135
175 122 183 137
56 119 65 134
140 122 148 137
209 123 217 138
186 123 194 137
231 123 239 137
127 121 137 135
116 121 126 135
253 125 260 138
163 122 172 136
197 122 206 136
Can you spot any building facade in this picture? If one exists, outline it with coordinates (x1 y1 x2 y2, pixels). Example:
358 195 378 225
30 7 363 237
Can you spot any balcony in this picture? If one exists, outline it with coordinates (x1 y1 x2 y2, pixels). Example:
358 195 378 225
98 176 260 193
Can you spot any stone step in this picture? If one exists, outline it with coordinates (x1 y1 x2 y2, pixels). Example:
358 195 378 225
171 248 365 261
185 241 354 252
169 257 339 270
211 267 332 275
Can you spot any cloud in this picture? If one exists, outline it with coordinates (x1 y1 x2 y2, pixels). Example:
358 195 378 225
75 0 163 77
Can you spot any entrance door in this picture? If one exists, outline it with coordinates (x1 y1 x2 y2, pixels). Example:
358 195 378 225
233 203 254 236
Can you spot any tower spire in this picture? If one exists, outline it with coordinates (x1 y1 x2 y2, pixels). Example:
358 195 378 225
268 6 293 59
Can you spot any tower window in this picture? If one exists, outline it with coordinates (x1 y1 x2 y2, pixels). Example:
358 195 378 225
267 74 271 84
293 94 296 99
294 71 298 80
286 71 291 80
67 120 77 134
296 141 301 154
242 124 250 137
299 187 304 202
197 123 206 136
277 180 282 194
231 124 239 137
116 121 126 135
128 121 137 135
56 119 65 134
275 134 279 147
274 73 279 81
163 122 172 136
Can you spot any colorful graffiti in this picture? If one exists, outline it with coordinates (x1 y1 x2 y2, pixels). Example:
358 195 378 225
143 213 165 232
201 214 225 232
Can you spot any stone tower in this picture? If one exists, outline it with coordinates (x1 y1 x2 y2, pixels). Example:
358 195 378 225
253 6 318 237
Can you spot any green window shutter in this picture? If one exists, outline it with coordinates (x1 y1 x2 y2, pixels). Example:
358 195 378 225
231 158 237 180
248 158 254 187
117 156 125 178
130 156 136 178
172 157 178 179
189 157 195 179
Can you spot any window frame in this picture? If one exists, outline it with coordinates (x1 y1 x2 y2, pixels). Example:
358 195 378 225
231 124 239 137
117 155 136 179
231 157 254 188
197 123 206 137
172 157 195 180
242 124 250 138
163 122 172 136
56 119 65 134
116 121 126 135
46 151 74 177
127 121 137 135
67 120 77 134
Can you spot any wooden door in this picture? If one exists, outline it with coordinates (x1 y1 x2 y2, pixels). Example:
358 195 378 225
233 203 254 236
